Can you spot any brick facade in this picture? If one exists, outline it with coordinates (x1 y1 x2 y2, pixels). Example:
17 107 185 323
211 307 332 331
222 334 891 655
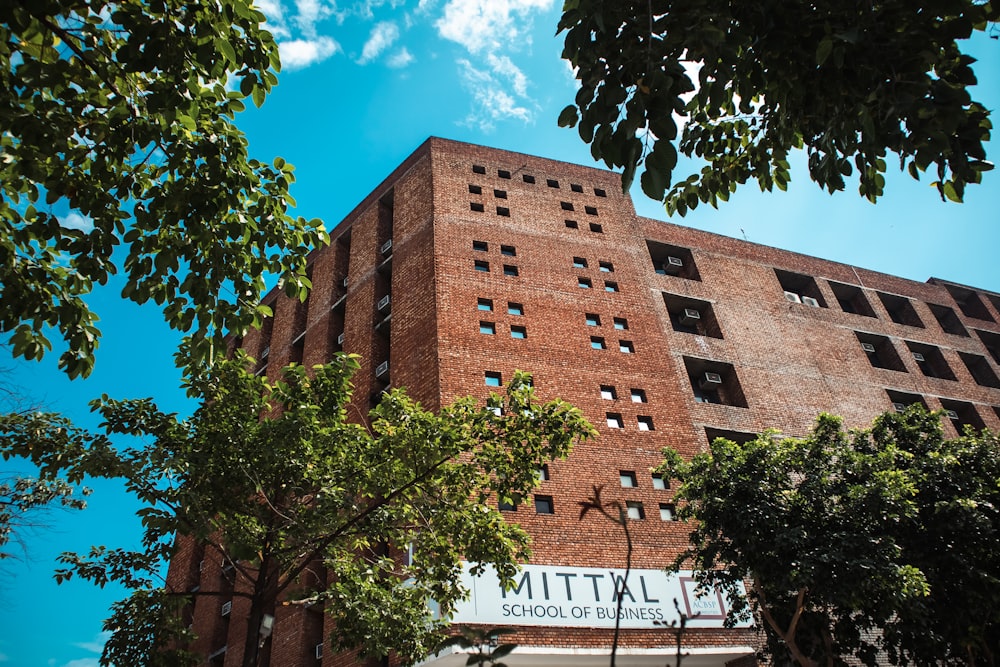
170 138 1000 666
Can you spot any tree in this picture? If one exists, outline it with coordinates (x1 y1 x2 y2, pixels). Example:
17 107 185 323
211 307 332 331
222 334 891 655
1 1 327 378
558 0 996 215
0 352 596 667
658 409 1000 666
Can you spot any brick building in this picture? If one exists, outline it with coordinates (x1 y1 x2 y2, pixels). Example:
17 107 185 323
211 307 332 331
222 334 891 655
169 137 1000 666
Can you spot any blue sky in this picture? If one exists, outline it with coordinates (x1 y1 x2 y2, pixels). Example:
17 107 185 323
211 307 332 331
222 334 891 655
2 1 999 665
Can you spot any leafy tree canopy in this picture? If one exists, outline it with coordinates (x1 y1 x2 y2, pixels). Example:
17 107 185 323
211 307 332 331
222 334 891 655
659 409 1000 667
0 353 596 667
1 1 327 378
558 0 997 215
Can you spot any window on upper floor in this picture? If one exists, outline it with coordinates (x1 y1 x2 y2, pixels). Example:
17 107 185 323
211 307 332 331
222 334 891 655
683 357 748 407
485 371 502 387
704 427 759 446
589 223 603 233
940 398 985 432
599 261 614 272
503 264 518 276
659 503 676 521
472 164 486 174
477 298 493 311
479 321 496 335
561 201 574 211
630 388 647 403
885 389 928 413
604 281 619 292
594 188 607 197
510 325 527 339
499 499 517 512
646 240 700 280
618 340 634 354
496 206 510 217
626 501 645 520
613 317 628 330
619 470 637 487
905 341 956 380
958 352 1000 388
606 413 624 428
565 219 579 229
534 495 555 514
498 169 511 179
637 415 654 431
856 332 907 372
942 283 995 322
828 281 876 317
546 179 559 188
469 184 482 195
494 189 507 199
523 174 536 184
663 293 724 339
508 302 523 316
473 240 488 252
776 269 826 307
573 256 588 268
585 313 601 326
474 260 489 272
585 206 598 216
600 385 617 400
974 329 1000 365
578 277 592 289
570 183 583 193
928 303 970 337
590 336 606 350
470 202 485 212
652 474 668 490
501 244 516 256
877 292 925 327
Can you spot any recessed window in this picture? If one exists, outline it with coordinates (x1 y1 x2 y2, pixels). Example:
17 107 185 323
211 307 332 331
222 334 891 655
510 325 527 339
498 169 511 179
590 336 606 350
604 281 619 292
585 206 598 216
561 201 574 211
503 265 518 276
619 471 637 488
928 303 969 337
647 240 700 280
630 388 647 403
659 503 676 521
856 332 907 372
470 202 485 212
626 501 645 520
940 398 985 432
619 340 634 354
704 427 758 446
651 474 668 490
585 313 601 326
484 371 502 386
534 495 554 514
613 317 628 330
594 188 607 197
546 179 559 188
974 329 1000 364
499 499 517 512
589 223 603 233
775 269 826 308
477 298 493 311
684 357 748 408
507 302 523 316
886 390 928 413
500 244 516 256
469 184 483 194
472 165 486 174
578 277 592 289
480 321 496 335
474 260 489 272
496 206 510 217
905 341 956 380
572 257 588 268
606 413 623 428
600 385 617 400
877 292 925 328
537 465 550 481
941 283 995 322
829 281 876 317
663 293 724 339
494 189 507 199
473 240 488 252
599 261 614 272
637 416 654 431
523 174 536 184
564 219 579 229
958 352 1000 388
570 183 584 193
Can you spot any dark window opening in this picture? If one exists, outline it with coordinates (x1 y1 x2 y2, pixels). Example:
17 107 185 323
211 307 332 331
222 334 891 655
856 332 907 372
564 219 578 229
878 292 925 327
585 205 598 216
474 260 489 272
589 223 603 233
499 499 517 512
683 357 748 407
928 303 970 336
570 183 583 193
470 202 484 212
496 206 510 217
503 265 518 277
647 240 701 281
534 495 554 514
886 389 928 413
705 427 758 446
619 470 637 487
905 341 956 380
501 245 516 256
941 283 995 322
572 256 587 268
494 189 507 199
472 165 486 174
546 179 559 188
498 169 511 179
775 269 826 307
664 293 723 338
523 174 536 184
473 240 488 252
974 329 1000 365
510 325 527 339
560 201 574 211
958 352 1000 388
940 398 985 432
468 184 482 194
594 188 607 197
829 281 876 317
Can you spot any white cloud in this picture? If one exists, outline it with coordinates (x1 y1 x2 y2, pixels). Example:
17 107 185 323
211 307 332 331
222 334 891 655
257 0 291 38
435 0 553 54
294 0 341 36
387 47 414 68
279 36 340 70
61 659 99 667
60 212 94 232
485 53 526 96
457 59 532 131
358 21 399 64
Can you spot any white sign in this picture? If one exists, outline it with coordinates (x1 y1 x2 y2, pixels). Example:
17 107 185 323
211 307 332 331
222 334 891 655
450 563 749 629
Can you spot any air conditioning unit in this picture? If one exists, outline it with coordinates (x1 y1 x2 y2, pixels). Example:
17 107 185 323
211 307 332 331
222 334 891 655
892 402 906 413
337 332 345 346
375 360 389 378
260 345 270 359
662 256 684 275
945 409 959 420
680 308 701 326
381 239 393 256
221 601 232 617
861 342 876 353
377 295 391 312
700 372 723 389
784 291 802 304
801 296 820 307
912 352 926 362
342 277 349 288
315 643 324 659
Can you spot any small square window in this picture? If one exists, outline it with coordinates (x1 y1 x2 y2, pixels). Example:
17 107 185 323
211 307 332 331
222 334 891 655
637 415 654 431
585 206 598 216
496 206 510 217
494 189 508 199
630 388 647 403
659 503 676 521
565 219 578 229
501 245 516 256
619 470 637 487
619 340 634 353
652 474 668 490
605 281 618 292
480 321 495 334
547 179 559 188
613 317 628 330
561 201 575 211
473 240 488 252
472 165 486 174
600 385 617 400
606 413 623 429
474 260 490 272
469 184 482 194
594 188 607 197
508 302 523 316
499 499 517 512
599 261 614 272
591 336 606 350
578 277 592 289
585 313 601 326
485 371 502 386
590 223 603 233
534 495 554 514
510 325 527 339
626 501 645 520
477 298 493 311
537 465 550 481
498 169 511 179
503 265 518 277
471 202 485 212
573 257 588 268
523 174 536 184
570 183 584 193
